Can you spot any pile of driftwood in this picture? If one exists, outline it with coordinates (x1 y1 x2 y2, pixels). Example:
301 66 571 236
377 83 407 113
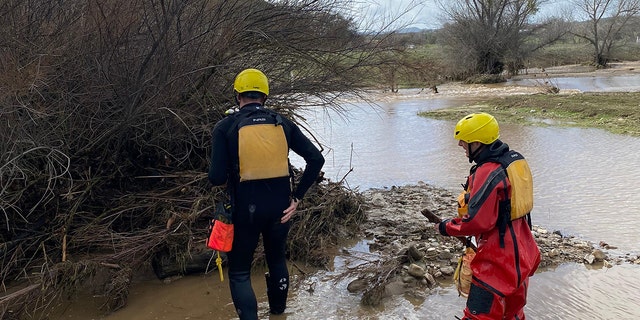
1 162 365 318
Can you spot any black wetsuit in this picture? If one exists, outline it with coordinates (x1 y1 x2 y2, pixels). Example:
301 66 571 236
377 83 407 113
208 103 324 319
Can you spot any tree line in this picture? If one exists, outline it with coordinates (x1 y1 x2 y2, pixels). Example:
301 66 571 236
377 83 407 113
373 0 640 91
437 0 640 75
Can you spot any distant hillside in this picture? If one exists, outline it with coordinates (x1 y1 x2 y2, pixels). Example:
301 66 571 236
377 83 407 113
398 27 429 33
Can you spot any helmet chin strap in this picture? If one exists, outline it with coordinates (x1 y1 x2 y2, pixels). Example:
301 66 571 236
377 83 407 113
468 142 483 163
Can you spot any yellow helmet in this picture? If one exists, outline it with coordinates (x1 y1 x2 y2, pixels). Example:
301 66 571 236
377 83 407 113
454 112 500 144
233 68 269 96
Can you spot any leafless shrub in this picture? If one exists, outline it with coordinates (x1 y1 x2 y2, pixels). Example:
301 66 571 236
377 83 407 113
286 171 366 266
437 0 570 77
0 0 389 316
532 73 561 93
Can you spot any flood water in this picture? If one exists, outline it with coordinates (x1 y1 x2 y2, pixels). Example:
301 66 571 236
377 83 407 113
296 97 640 254
506 74 640 92
56 77 640 319
285 95 640 319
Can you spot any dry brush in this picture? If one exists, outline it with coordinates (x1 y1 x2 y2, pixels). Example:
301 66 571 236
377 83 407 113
0 0 385 317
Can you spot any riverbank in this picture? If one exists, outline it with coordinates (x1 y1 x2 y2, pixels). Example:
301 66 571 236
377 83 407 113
348 183 639 306
56 181 637 320
366 61 640 136
420 92 640 136
366 60 640 100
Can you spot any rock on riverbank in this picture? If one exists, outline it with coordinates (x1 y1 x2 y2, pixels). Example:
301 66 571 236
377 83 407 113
348 182 639 303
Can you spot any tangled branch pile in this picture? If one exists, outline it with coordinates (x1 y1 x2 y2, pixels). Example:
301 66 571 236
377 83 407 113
0 0 389 318
287 170 366 267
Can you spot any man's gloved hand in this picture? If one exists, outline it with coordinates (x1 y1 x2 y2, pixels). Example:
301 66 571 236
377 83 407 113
281 197 299 223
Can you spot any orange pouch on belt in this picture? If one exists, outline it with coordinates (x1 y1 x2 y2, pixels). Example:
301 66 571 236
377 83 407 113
207 220 234 252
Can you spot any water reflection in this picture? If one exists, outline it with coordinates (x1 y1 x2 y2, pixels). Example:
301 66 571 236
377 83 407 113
295 98 474 190
504 74 640 92
527 263 640 320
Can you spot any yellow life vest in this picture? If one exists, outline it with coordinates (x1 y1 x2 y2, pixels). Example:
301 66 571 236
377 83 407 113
232 109 290 182
457 189 470 217
457 150 533 221
502 153 534 220
497 150 534 247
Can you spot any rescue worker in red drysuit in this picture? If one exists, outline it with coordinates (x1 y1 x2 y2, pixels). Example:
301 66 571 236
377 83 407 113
435 112 541 319
208 69 324 319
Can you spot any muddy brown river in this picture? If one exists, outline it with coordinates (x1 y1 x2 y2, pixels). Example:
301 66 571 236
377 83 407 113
56 76 640 319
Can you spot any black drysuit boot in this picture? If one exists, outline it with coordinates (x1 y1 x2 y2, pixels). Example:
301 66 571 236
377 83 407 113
265 272 288 314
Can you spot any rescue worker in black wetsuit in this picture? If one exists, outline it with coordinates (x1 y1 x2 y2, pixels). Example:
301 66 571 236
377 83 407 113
208 68 324 319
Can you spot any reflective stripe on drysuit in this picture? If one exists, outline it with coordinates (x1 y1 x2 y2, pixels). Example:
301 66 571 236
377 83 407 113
439 140 541 319
208 103 325 319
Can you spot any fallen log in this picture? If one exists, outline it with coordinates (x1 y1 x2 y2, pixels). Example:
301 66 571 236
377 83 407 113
151 249 223 279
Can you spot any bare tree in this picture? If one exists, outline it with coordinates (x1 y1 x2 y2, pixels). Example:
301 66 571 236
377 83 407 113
571 0 640 67
438 0 545 76
513 16 574 73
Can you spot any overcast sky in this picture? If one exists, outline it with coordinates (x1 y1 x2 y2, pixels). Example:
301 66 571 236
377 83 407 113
351 0 575 31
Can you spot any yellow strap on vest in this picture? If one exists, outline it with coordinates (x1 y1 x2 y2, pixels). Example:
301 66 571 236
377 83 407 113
457 191 468 217
216 251 224 282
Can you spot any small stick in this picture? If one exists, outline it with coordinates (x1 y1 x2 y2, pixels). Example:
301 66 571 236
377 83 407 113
421 208 476 250
62 228 67 262
420 208 443 224
291 261 307 276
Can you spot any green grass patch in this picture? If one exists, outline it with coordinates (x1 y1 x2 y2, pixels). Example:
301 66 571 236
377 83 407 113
419 92 640 136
